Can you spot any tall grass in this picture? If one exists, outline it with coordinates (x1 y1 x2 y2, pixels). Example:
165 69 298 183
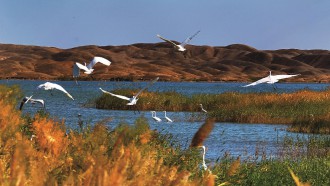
95 89 330 134
0 85 215 185
0 84 329 185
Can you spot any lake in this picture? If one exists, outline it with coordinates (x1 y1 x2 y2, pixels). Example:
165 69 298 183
1 80 329 161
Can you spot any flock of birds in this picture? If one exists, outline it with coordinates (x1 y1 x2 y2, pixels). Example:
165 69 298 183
21 31 300 110
18 31 301 171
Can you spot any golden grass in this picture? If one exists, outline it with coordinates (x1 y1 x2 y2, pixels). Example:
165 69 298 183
0 85 216 185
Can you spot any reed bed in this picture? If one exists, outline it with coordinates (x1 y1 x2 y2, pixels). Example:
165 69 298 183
1 84 329 185
0 85 216 185
95 89 330 134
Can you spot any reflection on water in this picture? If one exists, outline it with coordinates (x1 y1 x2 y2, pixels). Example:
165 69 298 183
1 80 329 161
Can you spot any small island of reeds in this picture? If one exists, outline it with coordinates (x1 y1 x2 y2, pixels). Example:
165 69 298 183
95 88 330 134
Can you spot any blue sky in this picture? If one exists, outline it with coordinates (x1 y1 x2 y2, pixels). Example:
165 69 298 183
1 0 330 50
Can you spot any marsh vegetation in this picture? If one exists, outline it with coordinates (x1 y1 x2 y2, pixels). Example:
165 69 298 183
0 85 329 185
96 88 330 134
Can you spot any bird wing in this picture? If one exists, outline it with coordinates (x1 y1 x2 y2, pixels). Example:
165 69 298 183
19 96 33 110
181 30 200 46
242 76 271 87
272 74 300 80
19 100 25 110
134 77 159 97
75 62 90 71
30 99 45 107
87 57 111 69
50 83 74 100
37 83 45 89
99 88 131 101
73 63 80 78
156 34 178 47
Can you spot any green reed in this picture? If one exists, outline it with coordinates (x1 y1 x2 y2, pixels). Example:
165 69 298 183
95 89 330 134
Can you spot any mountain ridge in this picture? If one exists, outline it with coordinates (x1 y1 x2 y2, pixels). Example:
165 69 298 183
0 43 329 82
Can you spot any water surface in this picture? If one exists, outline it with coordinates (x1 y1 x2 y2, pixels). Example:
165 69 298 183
1 80 329 161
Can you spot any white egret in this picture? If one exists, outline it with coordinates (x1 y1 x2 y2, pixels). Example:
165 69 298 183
157 30 200 52
19 95 33 110
75 56 111 75
199 145 208 171
99 77 159 105
243 71 300 89
37 82 74 100
163 111 173 122
30 98 45 107
200 104 207 113
151 111 162 122
20 96 45 110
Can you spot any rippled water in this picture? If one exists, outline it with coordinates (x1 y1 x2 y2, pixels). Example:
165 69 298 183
1 80 329 161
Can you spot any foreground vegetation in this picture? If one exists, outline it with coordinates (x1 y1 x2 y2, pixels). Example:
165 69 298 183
95 88 330 134
0 85 329 185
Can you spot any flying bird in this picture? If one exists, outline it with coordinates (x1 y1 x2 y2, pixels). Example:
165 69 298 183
75 56 111 75
243 71 300 89
151 111 162 122
19 96 45 110
37 82 74 100
19 95 33 110
99 77 159 106
163 111 173 122
157 30 200 52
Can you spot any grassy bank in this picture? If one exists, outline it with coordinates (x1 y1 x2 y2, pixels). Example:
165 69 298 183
0 85 329 185
95 88 330 134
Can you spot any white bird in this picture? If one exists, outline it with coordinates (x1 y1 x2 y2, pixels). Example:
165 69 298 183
163 111 173 122
243 71 300 89
199 145 208 171
157 30 200 52
30 98 45 107
99 77 159 105
151 111 162 122
19 95 33 110
75 56 111 75
19 96 45 110
200 104 207 113
37 82 74 100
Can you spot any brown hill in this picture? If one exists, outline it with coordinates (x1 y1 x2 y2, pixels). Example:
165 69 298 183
0 43 329 82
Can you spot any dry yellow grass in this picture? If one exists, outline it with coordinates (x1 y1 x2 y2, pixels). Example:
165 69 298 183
0 87 215 185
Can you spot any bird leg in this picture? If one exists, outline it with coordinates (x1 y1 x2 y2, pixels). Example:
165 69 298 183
74 78 80 86
133 105 140 114
136 105 140 114
272 84 277 91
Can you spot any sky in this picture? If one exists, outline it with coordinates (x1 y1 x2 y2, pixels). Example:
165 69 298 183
1 0 330 50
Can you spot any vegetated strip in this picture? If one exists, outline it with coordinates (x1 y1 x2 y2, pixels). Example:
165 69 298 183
95 89 330 134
